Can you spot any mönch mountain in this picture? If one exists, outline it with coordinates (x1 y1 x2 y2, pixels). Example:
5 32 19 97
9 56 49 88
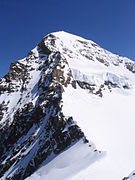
0 31 135 180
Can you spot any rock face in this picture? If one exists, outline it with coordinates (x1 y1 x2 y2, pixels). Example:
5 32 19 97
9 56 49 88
0 31 135 180
0 38 88 179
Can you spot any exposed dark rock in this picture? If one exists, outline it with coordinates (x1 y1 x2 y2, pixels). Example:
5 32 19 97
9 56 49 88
4 62 26 81
96 57 109 66
122 177 129 180
104 81 118 89
77 80 95 93
77 80 103 97
125 62 135 73
0 101 8 121
37 40 52 55
0 50 86 180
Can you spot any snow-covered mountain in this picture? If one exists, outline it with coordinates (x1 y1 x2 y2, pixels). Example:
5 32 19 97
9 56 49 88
0 31 135 180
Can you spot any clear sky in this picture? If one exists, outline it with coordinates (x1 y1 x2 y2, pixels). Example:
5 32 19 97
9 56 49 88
0 0 135 77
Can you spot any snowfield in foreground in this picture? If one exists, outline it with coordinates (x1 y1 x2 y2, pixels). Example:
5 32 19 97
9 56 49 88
62 85 135 180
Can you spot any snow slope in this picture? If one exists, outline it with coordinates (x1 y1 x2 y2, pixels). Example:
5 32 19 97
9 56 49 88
26 140 103 180
28 31 135 180
62 85 135 180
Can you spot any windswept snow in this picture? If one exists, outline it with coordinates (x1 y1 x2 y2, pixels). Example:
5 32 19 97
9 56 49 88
26 140 103 180
62 84 135 180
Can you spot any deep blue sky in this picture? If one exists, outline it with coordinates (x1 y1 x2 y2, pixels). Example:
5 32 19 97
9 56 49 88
0 0 135 77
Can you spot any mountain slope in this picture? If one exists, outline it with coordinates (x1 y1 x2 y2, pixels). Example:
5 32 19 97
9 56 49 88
0 31 135 180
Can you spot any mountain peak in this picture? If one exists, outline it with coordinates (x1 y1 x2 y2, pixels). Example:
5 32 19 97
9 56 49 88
0 32 135 180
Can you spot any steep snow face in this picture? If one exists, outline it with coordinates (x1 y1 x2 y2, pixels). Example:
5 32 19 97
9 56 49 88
43 31 135 179
0 31 135 180
62 85 135 180
26 139 103 180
